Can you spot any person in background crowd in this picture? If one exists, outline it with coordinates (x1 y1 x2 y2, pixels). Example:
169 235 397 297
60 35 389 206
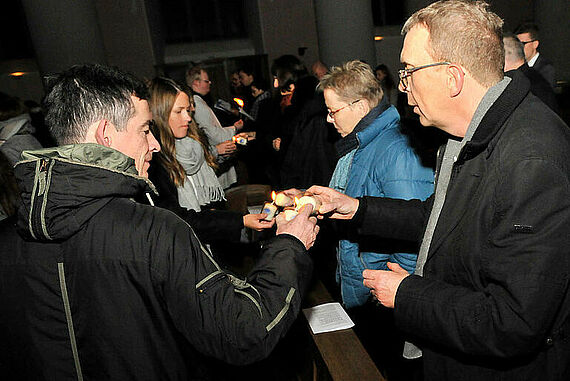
503 33 558 113
0 92 43 165
374 64 398 106
148 77 225 211
0 63 318 380
271 54 339 189
311 60 329 80
238 67 256 112
187 65 246 189
515 22 555 88
307 1 570 380
146 76 272 244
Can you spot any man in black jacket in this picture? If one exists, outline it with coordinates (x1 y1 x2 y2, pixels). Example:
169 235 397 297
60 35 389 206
0 64 318 380
515 22 556 88
503 34 558 113
306 1 570 380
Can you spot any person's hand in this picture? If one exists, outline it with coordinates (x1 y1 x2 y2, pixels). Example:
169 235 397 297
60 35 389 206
216 140 236 156
276 204 319 250
362 262 410 308
233 119 244 131
280 188 304 199
272 137 281 151
234 132 252 141
306 185 359 219
243 213 275 231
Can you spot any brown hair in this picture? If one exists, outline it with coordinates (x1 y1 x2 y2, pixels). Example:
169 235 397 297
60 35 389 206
148 77 218 187
319 60 383 108
402 0 504 87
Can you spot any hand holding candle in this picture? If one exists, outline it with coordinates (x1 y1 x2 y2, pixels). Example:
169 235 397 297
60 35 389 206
276 202 320 250
262 191 278 221
295 195 321 215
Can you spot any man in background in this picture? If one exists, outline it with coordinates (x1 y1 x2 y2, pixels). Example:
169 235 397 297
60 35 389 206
503 33 558 112
515 22 556 88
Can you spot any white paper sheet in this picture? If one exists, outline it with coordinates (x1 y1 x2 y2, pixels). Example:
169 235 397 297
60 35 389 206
302 302 355 334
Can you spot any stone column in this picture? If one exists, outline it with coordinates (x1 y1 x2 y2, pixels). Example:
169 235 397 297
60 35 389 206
313 0 376 67
21 0 106 78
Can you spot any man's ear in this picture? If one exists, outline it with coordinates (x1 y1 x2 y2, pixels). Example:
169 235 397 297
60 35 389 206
95 119 112 147
448 65 465 98
357 99 371 117
533 40 539 50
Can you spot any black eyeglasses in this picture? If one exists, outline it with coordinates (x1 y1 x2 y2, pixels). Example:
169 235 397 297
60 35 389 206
398 61 451 92
327 99 361 119
519 39 537 45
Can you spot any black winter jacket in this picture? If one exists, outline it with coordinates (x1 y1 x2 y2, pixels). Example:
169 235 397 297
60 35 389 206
355 72 570 380
0 144 313 380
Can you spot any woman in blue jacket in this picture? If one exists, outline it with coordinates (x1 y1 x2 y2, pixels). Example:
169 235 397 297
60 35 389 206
321 60 434 309
320 59 434 378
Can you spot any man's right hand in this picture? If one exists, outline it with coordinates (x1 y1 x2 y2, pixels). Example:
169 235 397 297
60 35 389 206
276 204 319 250
216 140 237 156
306 185 359 220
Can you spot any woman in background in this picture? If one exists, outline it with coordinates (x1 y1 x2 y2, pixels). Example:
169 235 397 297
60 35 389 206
147 77 272 242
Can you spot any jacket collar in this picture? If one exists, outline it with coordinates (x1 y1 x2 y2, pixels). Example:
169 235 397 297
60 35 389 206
335 96 391 157
458 71 530 162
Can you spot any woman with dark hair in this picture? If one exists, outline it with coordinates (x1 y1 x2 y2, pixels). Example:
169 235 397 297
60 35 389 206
146 77 273 243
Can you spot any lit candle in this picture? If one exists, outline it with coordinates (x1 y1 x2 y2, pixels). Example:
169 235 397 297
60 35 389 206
274 192 294 207
262 191 278 221
296 195 321 215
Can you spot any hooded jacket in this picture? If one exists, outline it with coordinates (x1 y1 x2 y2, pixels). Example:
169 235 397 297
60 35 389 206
0 143 313 380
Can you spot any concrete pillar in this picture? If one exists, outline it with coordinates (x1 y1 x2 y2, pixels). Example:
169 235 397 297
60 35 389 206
21 0 106 77
313 0 376 67
535 0 570 82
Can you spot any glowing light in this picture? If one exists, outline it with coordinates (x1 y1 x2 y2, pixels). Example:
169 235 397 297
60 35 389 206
233 98 244 107
271 191 276 201
374 36 384 41
10 72 25 77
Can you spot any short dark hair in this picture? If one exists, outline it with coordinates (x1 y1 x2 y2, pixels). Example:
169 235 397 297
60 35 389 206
514 22 539 40
271 55 308 91
238 67 254 77
43 64 148 145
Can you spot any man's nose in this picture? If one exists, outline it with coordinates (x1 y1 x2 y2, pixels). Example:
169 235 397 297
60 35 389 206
148 131 161 153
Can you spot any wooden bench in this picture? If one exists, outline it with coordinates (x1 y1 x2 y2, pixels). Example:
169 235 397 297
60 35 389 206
302 278 385 381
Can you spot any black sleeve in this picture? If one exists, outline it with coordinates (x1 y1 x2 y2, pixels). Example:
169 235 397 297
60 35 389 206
355 194 433 243
158 219 314 365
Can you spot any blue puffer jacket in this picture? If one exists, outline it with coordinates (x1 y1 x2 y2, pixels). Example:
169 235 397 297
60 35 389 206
330 102 434 308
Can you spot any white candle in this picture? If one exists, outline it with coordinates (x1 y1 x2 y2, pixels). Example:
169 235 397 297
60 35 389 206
262 202 278 221
296 195 321 215
274 192 294 207
283 209 299 221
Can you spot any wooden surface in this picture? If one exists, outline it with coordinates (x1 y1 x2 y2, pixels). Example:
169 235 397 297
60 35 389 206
303 279 385 381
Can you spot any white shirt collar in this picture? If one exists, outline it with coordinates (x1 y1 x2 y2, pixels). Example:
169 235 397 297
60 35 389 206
527 52 540 67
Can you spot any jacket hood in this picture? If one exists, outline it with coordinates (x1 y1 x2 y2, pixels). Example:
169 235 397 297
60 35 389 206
14 143 157 242
0 113 35 141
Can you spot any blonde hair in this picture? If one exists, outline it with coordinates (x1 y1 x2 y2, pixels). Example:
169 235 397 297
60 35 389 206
402 0 504 87
318 60 383 108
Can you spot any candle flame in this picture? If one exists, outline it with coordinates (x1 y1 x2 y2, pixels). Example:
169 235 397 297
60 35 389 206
271 191 276 201
233 98 244 107
10 72 25 77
